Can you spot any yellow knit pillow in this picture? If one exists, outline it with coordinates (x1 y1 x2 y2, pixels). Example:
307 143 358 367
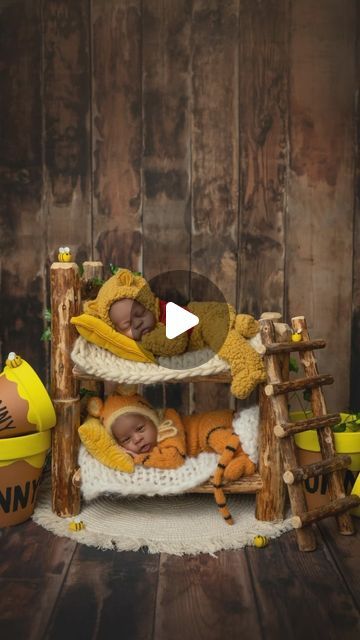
78 417 135 472
70 314 156 363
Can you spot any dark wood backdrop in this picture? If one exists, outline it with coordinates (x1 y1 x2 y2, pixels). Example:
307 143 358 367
0 0 359 413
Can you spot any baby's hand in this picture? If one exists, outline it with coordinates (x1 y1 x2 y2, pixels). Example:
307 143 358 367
124 448 136 458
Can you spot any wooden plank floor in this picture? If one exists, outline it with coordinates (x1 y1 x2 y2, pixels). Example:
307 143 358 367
0 518 359 640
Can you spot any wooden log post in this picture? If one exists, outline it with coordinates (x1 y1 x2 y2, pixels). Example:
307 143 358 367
257 319 317 550
79 261 105 408
274 413 340 438
255 385 286 521
51 262 81 517
283 454 351 485
265 374 334 397
292 316 355 535
255 313 289 523
291 495 360 529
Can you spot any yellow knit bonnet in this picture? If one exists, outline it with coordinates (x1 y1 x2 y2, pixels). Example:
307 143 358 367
84 269 159 328
87 394 178 443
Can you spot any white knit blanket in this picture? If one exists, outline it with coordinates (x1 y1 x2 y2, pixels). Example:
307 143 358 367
71 334 263 384
79 406 259 501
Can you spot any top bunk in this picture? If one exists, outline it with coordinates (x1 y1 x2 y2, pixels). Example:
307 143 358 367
50 260 293 392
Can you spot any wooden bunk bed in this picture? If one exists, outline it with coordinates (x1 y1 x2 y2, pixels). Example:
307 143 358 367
50 261 360 551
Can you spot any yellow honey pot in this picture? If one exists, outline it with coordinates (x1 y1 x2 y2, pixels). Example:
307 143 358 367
293 412 360 517
0 430 51 527
0 353 56 438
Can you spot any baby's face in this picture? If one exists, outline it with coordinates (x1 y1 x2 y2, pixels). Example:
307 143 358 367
111 413 158 454
109 298 156 341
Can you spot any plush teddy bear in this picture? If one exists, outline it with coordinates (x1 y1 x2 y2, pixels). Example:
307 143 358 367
82 269 266 399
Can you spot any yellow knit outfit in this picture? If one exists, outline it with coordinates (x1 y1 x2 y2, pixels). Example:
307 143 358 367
82 268 266 398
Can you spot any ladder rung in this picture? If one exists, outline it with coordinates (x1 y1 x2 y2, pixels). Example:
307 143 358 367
283 454 351 485
274 413 340 438
265 374 333 397
291 495 360 529
265 339 326 355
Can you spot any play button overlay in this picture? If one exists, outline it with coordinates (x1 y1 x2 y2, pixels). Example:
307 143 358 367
133 269 231 371
165 302 199 339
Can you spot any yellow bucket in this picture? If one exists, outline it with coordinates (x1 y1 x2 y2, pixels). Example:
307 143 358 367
293 413 360 517
351 474 360 517
0 353 56 438
0 430 51 526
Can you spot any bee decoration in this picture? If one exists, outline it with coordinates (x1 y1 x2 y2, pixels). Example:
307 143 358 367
291 329 302 343
58 246 72 262
5 352 22 368
253 535 269 548
68 517 85 532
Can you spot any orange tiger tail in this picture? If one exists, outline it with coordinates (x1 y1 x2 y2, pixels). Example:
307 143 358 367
212 433 241 525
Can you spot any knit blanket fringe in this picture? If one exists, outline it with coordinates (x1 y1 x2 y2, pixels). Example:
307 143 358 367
33 481 294 556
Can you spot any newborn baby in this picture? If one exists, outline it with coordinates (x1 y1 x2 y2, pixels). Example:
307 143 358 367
83 269 266 399
109 298 156 342
81 392 258 525
111 408 158 456
85 393 256 479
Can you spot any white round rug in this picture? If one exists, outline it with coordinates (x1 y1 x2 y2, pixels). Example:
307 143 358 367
33 481 294 556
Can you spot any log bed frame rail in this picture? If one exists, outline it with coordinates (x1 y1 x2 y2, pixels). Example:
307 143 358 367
50 261 360 551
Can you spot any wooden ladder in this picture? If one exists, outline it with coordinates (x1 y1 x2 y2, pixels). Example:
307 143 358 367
260 315 360 551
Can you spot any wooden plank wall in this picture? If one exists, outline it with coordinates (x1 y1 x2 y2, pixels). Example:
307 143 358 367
0 0 358 413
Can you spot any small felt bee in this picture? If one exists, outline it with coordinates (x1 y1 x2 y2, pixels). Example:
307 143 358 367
58 246 72 262
68 518 85 532
5 352 22 368
291 329 302 343
253 535 269 548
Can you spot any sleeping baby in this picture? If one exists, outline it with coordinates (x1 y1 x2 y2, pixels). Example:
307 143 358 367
81 268 266 399
79 393 258 524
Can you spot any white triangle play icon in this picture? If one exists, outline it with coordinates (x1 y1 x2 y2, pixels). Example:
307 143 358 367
165 302 199 339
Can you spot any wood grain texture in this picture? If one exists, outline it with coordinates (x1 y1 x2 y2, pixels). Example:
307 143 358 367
51 399 81 517
350 3 360 411
43 0 91 265
44 544 159 640
246 528 360 640
237 0 289 319
50 263 81 399
1 517 360 639
0 0 45 377
142 0 191 279
153 552 262 640
190 0 239 411
292 316 354 535
318 517 360 607
142 0 192 412
258 319 315 550
92 0 142 273
50 263 81 517
255 386 286 522
0 520 76 640
287 0 356 411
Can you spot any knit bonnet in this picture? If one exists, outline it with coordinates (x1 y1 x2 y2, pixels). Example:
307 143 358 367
84 269 159 328
87 394 178 443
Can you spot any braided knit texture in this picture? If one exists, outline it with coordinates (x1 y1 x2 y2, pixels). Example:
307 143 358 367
71 335 263 384
78 406 259 501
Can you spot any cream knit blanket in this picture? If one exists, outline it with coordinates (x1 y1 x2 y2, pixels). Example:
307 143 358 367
79 406 259 501
71 334 264 384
